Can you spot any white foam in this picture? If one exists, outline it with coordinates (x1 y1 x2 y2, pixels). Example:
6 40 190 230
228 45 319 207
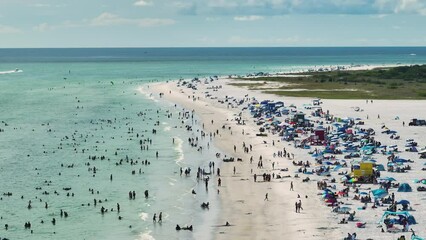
136 86 158 102
0 69 23 75
136 230 155 240
139 212 149 221
174 137 184 163
163 126 171 132
168 176 177 186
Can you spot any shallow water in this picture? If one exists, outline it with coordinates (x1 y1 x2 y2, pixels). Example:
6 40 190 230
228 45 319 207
0 69 221 240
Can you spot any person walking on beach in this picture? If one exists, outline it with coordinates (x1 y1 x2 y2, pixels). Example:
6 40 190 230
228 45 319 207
298 200 303 212
295 201 299 213
218 178 221 186
158 212 162 223
290 181 294 191
264 193 268 201
233 166 236 175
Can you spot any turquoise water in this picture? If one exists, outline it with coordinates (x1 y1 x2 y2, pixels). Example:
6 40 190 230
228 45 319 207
1 47 426 240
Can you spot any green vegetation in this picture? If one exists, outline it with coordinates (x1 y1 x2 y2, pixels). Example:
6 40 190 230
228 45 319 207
231 64 426 99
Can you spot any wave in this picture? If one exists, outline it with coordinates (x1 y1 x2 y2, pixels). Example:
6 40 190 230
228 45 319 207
136 230 155 240
173 136 184 163
0 69 23 75
139 212 149 221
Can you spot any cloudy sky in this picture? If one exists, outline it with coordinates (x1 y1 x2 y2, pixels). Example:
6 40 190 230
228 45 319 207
0 0 426 47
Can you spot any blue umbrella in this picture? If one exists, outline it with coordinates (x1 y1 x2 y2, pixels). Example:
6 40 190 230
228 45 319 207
359 192 368 195
381 177 396 182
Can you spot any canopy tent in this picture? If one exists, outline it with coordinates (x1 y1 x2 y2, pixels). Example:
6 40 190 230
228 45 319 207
378 211 416 225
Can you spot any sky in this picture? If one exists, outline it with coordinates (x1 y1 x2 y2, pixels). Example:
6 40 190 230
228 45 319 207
0 0 426 47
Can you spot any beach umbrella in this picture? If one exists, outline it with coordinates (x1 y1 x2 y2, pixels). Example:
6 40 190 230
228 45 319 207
348 178 358 183
372 188 388 199
333 165 342 171
414 179 426 184
384 177 397 182
359 192 368 195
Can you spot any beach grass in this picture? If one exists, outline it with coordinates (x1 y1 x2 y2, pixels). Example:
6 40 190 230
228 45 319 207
232 64 426 99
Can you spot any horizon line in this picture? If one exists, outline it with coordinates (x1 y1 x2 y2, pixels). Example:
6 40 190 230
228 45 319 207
1 46 426 50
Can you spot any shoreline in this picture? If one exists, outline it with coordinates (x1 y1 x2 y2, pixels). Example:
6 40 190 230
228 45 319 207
145 70 426 239
145 79 340 239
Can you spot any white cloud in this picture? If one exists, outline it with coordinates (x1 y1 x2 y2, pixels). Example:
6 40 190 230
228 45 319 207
33 3 50 7
394 0 426 14
90 12 175 27
33 23 53 32
0 25 22 34
176 0 426 15
234 15 264 21
134 0 153 7
197 36 217 44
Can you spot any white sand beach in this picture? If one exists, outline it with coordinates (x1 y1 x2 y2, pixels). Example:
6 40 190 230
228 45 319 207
143 75 426 240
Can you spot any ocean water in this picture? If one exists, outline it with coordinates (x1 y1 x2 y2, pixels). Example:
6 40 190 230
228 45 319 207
1 47 426 240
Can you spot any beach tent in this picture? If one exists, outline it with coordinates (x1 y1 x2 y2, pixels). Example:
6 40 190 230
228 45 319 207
375 164 385 171
372 188 388 199
396 200 410 205
398 183 412 192
394 158 410 163
378 211 416 225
